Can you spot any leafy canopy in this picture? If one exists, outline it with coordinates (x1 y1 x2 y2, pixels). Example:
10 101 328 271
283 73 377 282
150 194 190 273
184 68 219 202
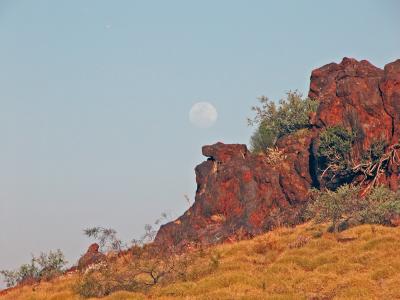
248 91 318 153
317 125 356 186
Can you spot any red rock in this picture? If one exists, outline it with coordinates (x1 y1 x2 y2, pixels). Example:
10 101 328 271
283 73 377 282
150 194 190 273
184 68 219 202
309 58 400 187
77 243 106 270
309 58 390 153
390 214 400 227
155 131 316 247
202 142 248 162
380 59 400 143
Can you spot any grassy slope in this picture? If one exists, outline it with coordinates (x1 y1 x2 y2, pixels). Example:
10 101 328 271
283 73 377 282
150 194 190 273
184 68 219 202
2 222 400 300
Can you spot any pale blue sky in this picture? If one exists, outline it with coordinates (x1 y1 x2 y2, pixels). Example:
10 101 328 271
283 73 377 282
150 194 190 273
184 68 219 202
0 0 399 279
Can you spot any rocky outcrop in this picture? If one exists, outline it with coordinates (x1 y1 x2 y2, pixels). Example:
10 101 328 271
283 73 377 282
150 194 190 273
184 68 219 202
309 57 400 189
155 58 400 247
156 132 316 247
77 243 106 270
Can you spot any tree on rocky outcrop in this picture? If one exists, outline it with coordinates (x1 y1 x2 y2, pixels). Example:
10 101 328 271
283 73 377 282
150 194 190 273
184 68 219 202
248 91 318 153
317 125 356 188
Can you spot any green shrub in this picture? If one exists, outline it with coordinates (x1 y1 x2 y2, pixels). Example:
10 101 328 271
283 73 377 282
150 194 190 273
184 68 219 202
317 126 356 185
0 249 67 287
249 124 277 153
360 185 400 224
307 185 361 232
248 91 318 153
75 261 139 297
0 260 38 288
307 185 400 232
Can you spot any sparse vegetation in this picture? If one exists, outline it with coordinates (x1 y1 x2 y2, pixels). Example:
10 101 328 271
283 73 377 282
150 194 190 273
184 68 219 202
75 242 196 297
0 250 67 288
84 227 125 252
307 185 400 232
75 213 192 298
360 185 400 224
307 185 361 232
4 223 400 299
248 91 318 153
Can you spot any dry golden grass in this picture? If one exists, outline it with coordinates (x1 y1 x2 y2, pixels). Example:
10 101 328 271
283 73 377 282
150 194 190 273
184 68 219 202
2 222 400 299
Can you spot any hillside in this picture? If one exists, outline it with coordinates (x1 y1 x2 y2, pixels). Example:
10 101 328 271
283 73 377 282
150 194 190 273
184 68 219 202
2 222 400 299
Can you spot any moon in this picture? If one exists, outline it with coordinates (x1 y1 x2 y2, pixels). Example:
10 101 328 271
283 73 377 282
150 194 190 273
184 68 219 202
189 102 218 128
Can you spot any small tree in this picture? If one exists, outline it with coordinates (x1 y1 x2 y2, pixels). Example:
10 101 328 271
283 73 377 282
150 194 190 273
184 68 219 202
360 185 400 224
35 249 67 280
0 259 38 288
0 250 67 288
307 185 400 232
307 185 362 232
249 124 277 154
248 91 318 153
83 227 125 252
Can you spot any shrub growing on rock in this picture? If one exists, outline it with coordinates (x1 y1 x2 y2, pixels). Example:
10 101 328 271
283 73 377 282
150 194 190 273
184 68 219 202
248 91 318 153
317 125 356 187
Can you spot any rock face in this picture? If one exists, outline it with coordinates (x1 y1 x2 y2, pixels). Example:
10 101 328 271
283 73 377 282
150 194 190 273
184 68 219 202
77 243 106 270
309 58 400 189
155 58 400 247
156 133 316 247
